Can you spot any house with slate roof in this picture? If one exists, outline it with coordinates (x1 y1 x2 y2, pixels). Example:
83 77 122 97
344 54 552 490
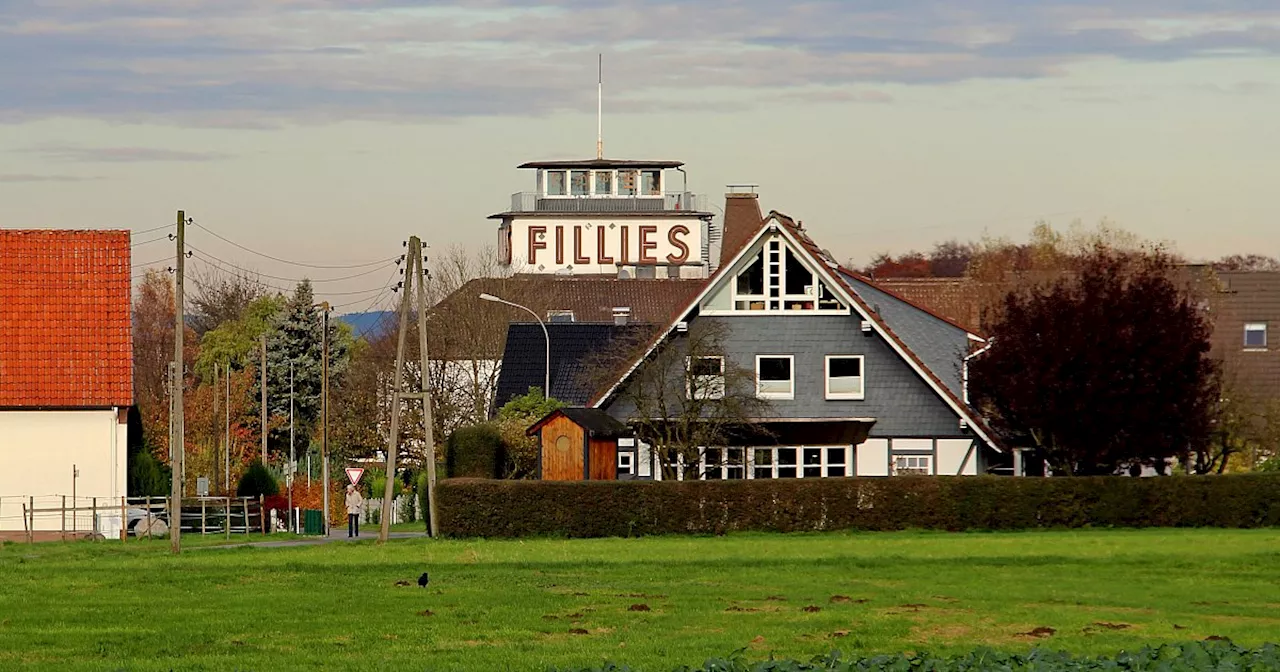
0 230 132 533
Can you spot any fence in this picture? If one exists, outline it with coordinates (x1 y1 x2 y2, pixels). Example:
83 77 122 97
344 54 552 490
0 495 267 543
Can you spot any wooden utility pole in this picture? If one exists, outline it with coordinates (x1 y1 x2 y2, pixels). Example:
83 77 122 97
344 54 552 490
321 302 331 536
415 245 439 538
379 239 412 544
225 359 231 495
171 210 185 554
260 334 267 462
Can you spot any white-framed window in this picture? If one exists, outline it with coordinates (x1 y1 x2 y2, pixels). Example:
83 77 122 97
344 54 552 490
570 170 590 196
729 236 846 313
687 356 725 400
700 447 746 480
617 451 633 475
547 310 575 323
1244 323 1268 349
750 446 850 479
545 170 567 196
593 170 613 195
640 169 662 196
618 170 638 196
894 455 932 475
825 355 865 400
755 355 794 400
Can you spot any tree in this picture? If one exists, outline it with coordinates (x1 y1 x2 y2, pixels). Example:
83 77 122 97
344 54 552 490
969 244 1219 476
195 294 286 382
585 320 771 480
493 389 564 478
862 251 931 278
131 270 198 465
1213 254 1280 272
928 240 975 277
188 267 267 336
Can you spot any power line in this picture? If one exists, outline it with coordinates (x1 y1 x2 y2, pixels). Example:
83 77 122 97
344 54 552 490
190 220 399 270
134 223 175 236
186 246 396 284
131 234 172 248
131 257 171 269
188 252 398 297
329 269 402 311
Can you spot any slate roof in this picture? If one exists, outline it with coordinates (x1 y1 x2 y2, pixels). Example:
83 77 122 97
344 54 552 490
493 322 653 409
0 230 133 408
871 277 986 334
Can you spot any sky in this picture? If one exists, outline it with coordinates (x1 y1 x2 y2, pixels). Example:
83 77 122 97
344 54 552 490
1 1 1277 310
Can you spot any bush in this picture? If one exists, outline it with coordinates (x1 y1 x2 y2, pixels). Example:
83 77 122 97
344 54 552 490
128 450 170 497
547 641 1279 672
236 461 280 498
436 473 1280 538
446 424 506 478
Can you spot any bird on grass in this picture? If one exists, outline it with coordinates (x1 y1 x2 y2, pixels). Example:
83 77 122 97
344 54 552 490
418 572 430 588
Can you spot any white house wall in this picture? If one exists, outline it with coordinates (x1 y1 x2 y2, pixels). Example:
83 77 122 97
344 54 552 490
506 217 705 275
856 439 890 476
0 409 127 532
936 439 979 476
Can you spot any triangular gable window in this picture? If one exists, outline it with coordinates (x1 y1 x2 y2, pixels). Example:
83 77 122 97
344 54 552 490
728 235 847 313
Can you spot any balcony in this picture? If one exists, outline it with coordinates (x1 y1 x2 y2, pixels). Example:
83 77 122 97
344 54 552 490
508 192 704 214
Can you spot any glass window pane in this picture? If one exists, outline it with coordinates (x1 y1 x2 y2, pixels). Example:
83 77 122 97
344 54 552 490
826 466 846 477
727 448 743 464
758 357 791 381
754 449 773 466
736 253 765 295
777 467 797 478
641 170 661 195
1245 324 1267 348
826 448 845 465
784 248 814 295
570 171 590 195
778 448 797 465
704 448 722 465
593 171 613 195
726 466 744 480
754 467 774 479
618 170 638 195
803 467 822 478
829 357 862 378
803 448 821 465
690 357 723 376
704 468 721 480
546 171 567 195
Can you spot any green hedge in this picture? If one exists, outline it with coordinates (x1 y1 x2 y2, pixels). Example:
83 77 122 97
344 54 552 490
549 641 1279 672
436 474 1280 538
445 424 506 479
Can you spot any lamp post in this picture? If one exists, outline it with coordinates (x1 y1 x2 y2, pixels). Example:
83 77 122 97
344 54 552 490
479 293 549 398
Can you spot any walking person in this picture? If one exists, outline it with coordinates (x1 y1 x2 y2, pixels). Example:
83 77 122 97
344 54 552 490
345 484 364 538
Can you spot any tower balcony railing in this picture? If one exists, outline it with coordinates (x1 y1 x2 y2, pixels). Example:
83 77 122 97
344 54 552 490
509 192 703 213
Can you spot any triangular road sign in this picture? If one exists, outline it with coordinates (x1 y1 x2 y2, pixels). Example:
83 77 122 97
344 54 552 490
345 468 364 486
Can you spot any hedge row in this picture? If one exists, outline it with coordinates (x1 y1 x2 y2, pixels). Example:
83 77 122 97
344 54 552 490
436 474 1280 538
550 641 1280 672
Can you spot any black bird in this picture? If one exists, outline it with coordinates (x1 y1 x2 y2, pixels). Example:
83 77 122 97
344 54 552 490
418 572 430 588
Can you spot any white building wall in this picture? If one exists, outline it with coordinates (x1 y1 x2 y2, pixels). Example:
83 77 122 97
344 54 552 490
856 438 890 476
505 217 706 275
0 409 127 532
936 439 978 476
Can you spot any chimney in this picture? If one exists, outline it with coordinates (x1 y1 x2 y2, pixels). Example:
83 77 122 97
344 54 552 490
720 186 764 269
612 306 631 326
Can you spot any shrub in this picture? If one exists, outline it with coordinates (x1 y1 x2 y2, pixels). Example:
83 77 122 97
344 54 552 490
446 424 506 478
236 461 280 498
128 450 170 497
436 473 1280 538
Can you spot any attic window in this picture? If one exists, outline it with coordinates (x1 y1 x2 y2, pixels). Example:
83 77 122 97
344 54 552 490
546 171 567 196
728 234 847 313
547 310 575 323
1245 323 1267 349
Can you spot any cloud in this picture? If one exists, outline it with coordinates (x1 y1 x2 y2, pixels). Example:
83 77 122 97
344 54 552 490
21 144 231 162
0 173 102 182
0 1 1276 123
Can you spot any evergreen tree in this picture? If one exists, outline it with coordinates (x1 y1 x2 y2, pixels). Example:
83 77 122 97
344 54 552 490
254 280 350 453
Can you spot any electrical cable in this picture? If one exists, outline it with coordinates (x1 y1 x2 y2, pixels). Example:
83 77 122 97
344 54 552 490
190 220 398 270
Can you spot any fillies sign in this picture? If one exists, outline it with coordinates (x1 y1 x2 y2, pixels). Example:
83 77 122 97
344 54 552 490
504 219 704 272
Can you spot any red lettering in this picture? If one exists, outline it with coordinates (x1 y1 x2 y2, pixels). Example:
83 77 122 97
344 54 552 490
527 226 546 265
573 226 590 265
620 227 629 264
597 226 614 264
666 225 690 264
639 225 658 264
555 226 564 265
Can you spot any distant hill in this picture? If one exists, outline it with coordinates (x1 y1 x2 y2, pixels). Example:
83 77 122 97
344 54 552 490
337 311 395 338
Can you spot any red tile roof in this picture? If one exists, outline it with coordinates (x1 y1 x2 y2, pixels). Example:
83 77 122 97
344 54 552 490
0 230 133 407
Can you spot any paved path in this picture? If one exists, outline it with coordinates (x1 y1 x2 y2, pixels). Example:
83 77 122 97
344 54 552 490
195 528 426 550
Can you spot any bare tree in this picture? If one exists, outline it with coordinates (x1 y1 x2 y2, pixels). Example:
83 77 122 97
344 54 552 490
584 320 772 480
188 266 267 336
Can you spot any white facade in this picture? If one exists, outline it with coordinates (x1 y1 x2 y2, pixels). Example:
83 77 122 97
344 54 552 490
0 409 128 532
501 217 707 276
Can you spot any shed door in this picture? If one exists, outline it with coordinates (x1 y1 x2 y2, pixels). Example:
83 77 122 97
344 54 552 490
541 416 585 481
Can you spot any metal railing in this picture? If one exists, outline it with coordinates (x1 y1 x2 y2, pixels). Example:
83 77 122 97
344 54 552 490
508 192 703 213
0 495 267 543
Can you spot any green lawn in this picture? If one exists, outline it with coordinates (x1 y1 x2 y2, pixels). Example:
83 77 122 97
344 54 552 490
0 529 1277 671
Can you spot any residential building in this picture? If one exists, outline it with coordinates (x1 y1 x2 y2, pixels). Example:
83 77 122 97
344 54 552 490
0 230 132 535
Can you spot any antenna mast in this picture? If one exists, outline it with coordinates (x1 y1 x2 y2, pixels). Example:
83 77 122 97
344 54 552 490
596 53 603 160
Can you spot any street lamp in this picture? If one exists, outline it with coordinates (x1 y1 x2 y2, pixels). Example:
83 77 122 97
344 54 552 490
479 293 550 398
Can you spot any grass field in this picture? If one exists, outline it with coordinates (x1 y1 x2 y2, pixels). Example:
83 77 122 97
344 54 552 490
1 529 1277 671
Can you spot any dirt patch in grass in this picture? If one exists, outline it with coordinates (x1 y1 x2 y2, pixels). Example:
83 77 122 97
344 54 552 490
910 623 972 642
1016 626 1056 639
568 628 590 635
765 595 787 602
726 605 761 613
1092 622 1130 630
628 604 651 612
830 630 850 638
802 605 822 613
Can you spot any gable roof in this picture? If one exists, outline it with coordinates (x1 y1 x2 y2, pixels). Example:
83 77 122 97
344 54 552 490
527 407 629 438
0 230 133 408
588 212 1000 450
493 322 653 409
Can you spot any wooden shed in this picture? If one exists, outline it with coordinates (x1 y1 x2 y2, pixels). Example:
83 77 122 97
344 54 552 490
527 408 629 481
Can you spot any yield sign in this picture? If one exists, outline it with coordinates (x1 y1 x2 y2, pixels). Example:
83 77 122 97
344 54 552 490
345 468 364 486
